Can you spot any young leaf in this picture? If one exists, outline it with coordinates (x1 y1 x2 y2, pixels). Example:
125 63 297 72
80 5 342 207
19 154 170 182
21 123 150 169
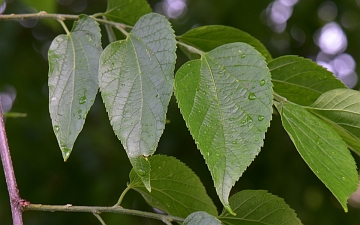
104 0 152 26
219 190 302 225
48 15 102 161
268 56 345 106
307 89 360 155
183 212 222 225
129 155 218 218
277 102 358 212
99 13 176 191
178 25 272 61
174 43 272 214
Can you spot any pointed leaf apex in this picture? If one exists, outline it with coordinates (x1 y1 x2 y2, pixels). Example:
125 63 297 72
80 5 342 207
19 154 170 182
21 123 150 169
61 148 72 162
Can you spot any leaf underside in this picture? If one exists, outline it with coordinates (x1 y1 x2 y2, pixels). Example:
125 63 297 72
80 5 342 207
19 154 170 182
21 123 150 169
268 55 345 106
175 42 273 213
278 102 358 212
183 211 222 225
129 155 218 218
308 88 360 155
99 13 176 190
48 15 102 161
219 190 303 225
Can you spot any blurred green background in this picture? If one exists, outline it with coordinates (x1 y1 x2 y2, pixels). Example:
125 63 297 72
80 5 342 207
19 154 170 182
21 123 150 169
1 0 360 224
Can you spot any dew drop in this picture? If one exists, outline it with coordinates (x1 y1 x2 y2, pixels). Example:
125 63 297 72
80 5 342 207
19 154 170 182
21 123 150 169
79 96 87 104
156 94 159 98
54 125 60 133
137 169 146 176
260 79 266 86
77 115 82 119
111 62 114 67
247 116 253 123
121 84 125 87
241 54 245 58
258 115 264 121
241 119 246 124
248 93 256 100
232 141 237 144
342 177 346 180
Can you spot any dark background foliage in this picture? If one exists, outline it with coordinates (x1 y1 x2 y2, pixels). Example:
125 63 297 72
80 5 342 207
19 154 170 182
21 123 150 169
1 0 360 224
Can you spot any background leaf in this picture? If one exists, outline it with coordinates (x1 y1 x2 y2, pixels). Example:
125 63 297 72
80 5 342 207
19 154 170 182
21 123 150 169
104 0 152 26
99 13 176 190
48 15 102 161
178 25 272 61
129 155 218 218
183 212 222 225
277 102 358 212
219 190 302 225
308 89 360 155
174 43 272 213
268 55 345 106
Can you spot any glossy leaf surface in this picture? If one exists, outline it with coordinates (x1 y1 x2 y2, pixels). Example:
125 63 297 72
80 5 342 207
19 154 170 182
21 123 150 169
129 155 218 218
178 25 272 61
219 190 302 225
99 13 176 190
183 212 222 225
308 89 360 155
278 102 358 212
104 0 151 26
174 43 272 213
269 56 345 106
48 15 102 161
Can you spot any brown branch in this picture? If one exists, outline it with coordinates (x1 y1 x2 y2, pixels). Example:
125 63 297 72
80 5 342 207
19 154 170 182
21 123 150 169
0 97 24 225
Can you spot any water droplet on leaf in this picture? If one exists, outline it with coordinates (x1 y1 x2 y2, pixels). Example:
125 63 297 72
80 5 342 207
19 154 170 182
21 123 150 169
260 79 266 86
248 93 256 100
54 125 60 133
241 54 245 58
258 115 264 121
137 169 146 176
79 96 87 104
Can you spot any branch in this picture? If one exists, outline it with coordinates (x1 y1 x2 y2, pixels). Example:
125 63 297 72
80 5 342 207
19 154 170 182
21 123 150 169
0 97 24 225
24 204 185 224
0 12 133 29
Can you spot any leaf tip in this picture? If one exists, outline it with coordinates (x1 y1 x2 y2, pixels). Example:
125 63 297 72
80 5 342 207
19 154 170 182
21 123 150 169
61 147 72 162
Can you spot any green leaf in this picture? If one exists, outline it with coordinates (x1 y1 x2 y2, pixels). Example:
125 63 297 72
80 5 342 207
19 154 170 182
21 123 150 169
104 0 152 26
21 0 56 13
99 13 176 191
129 155 218 218
183 212 222 225
219 190 302 225
48 15 102 161
269 55 345 106
177 25 272 61
174 43 272 214
277 102 358 212
308 89 360 155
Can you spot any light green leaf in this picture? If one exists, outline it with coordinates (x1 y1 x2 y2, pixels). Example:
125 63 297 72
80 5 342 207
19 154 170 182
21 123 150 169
174 43 272 214
269 55 345 106
277 102 358 212
183 212 222 225
48 15 102 161
104 0 152 26
308 89 360 155
178 25 272 61
129 155 218 218
21 0 56 13
99 13 176 191
219 190 302 225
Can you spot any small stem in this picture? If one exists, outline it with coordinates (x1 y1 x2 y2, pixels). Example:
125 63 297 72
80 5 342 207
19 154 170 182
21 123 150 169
92 13 104 18
57 19 70 35
103 16 117 43
0 97 24 225
24 204 185 223
114 185 132 207
176 41 204 56
93 213 107 225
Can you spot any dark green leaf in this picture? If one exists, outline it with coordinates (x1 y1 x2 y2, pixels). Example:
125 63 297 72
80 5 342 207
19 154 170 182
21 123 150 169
104 0 152 26
308 89 360 155
277 102 358 212
99 13 176 190
48 15 102 161
129 155 218 218
174 43 272 214
269 55 345 106
219 190 302 225
177 25 272 61
183 212 222 225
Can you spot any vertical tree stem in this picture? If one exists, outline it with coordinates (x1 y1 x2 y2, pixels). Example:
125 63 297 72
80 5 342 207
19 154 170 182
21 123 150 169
0 97 24 225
